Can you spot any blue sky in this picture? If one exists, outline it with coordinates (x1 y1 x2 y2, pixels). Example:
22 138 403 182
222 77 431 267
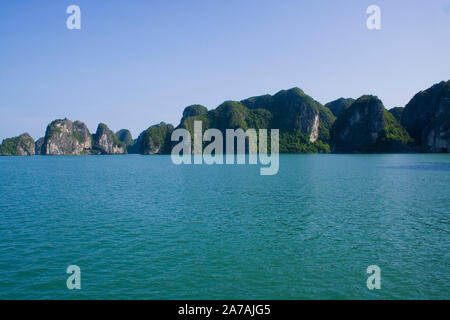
0 0 449 140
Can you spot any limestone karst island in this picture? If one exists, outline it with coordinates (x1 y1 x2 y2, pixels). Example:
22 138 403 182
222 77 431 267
1 80 449 156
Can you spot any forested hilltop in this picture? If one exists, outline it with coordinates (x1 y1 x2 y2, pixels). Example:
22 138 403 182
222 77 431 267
1 80 449 156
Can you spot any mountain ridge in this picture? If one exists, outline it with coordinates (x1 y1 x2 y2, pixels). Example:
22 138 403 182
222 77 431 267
1 80 448 155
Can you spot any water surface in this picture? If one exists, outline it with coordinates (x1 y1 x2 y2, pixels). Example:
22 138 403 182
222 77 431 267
0 154 449 299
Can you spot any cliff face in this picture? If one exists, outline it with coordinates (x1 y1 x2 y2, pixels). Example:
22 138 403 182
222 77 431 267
35 137 44 155
325 98 355 117
134 122 174 154
330 96 411 153
93 123 126 154
0 133 35 156
43 119 92 155
401 81 450 152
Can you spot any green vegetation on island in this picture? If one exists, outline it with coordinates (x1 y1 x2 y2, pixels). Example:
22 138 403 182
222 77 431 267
132 122 174 154
325 98 355 117
388 107 404 123
1 80 448 156
92 123 127 154
330 95 413 153
0 133 35 156
401 80 450 152
115 129 134 147
176 87 336 154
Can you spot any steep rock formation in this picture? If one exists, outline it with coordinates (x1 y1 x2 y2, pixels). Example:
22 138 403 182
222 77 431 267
43 119 92 155
401 81 450 152
325 98 355 117
35 137 44 155
0 133 35 156
330 95 411 153
93 123 127 154
3 82 449 156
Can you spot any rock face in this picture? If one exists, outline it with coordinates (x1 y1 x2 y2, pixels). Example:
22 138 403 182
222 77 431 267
134 122 174 154
43 119 92 155
309 113 320 142
0 133 35 156
325 98 355 117
330 95 411 153
401 81 450 152
35 137 44 155
93 123 127 154
389 107 404 123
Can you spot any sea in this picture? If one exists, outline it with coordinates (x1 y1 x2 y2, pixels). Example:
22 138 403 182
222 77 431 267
0 154 449 299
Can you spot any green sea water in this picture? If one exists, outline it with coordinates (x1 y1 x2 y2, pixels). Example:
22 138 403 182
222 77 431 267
0 154 449 299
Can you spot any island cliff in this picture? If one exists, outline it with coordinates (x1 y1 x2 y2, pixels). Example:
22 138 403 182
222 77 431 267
92 123 127 154
0 133 35 156
42 119 92 155
401 81 450 153
330 96 411 153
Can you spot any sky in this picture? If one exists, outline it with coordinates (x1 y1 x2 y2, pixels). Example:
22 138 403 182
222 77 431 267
0 0 449 140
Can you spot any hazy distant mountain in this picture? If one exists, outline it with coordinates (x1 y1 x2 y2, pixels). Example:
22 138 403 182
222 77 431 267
325 98 355 117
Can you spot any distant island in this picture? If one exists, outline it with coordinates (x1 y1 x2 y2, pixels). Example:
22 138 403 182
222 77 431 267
1 80 449 156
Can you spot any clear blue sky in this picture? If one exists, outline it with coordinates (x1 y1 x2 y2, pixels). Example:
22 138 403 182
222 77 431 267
1 0 449 140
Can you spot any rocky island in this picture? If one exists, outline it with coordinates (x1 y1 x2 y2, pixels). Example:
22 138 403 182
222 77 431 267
1 80 448 156
0 133 35 156
330 95 412 153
